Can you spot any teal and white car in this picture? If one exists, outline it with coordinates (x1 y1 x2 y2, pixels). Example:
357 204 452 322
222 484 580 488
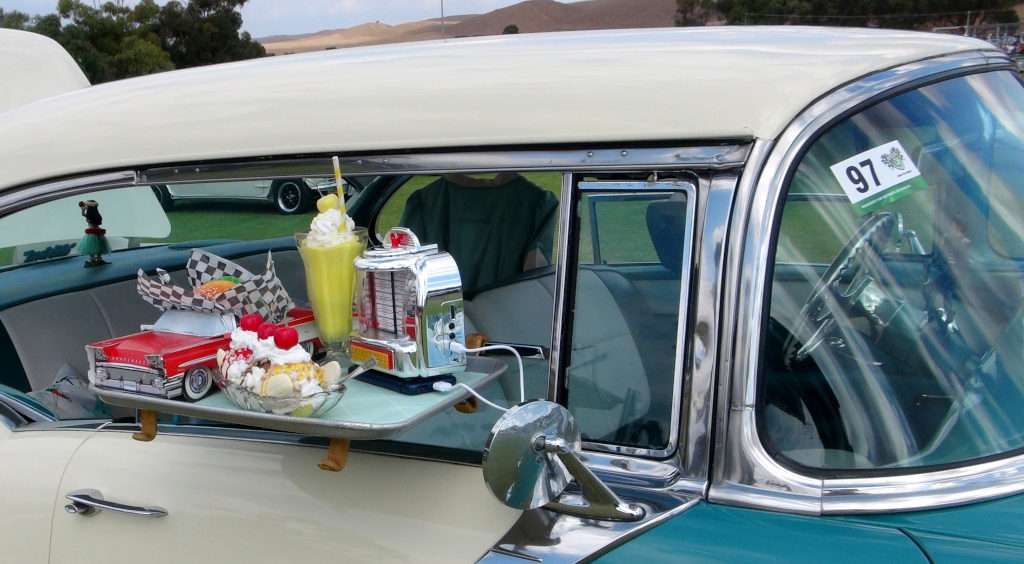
2 25 1024 563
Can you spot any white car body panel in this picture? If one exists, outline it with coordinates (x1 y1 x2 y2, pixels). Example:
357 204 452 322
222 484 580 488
50 431 518 564
0 428 89 564
0 29 89 114
0 27 989 192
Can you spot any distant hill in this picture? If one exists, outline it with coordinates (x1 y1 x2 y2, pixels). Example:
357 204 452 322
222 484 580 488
260 0 677 55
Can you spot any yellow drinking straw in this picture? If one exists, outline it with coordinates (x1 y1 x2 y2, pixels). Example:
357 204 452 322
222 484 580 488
332 155 346 216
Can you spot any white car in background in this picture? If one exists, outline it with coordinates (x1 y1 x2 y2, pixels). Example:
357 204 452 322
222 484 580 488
151 178 332 215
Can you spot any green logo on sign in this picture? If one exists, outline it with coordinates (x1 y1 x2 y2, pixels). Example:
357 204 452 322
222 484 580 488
880 147 906 171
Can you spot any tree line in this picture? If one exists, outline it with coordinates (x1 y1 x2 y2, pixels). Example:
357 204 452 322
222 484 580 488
676 0 1019 28
0 0 265 84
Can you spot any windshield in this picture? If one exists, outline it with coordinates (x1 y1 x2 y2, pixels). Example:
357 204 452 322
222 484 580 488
761 70 1024 473
153 310 235 337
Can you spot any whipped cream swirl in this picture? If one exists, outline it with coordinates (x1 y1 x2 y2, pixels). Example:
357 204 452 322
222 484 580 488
306 208 356 247
228 328 312 366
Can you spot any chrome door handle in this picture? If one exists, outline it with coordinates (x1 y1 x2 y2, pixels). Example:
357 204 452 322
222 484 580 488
64 489 168 518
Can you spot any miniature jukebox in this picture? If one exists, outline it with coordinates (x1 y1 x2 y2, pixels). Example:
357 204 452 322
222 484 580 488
350 227 466 378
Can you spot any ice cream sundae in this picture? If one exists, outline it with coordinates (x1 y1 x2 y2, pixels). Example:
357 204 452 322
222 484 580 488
216 313 344 416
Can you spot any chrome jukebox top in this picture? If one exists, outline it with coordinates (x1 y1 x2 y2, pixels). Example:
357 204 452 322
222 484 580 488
350 227 466 378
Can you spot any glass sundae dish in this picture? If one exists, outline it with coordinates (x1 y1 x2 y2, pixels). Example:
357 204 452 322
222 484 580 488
216 313 345 416
296 193 366 358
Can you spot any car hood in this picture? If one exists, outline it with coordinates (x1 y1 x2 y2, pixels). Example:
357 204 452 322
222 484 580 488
97 331 209 360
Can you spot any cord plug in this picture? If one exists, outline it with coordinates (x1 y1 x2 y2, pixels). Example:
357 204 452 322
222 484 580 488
432 381 455 393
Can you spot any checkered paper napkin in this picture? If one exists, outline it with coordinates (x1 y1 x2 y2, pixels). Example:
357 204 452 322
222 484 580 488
137 250 294 323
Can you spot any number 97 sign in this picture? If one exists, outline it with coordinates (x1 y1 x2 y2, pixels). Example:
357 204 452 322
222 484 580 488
829 140 928 214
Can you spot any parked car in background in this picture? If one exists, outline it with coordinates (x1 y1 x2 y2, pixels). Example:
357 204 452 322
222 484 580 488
150 177 372 215
1 26 1024 564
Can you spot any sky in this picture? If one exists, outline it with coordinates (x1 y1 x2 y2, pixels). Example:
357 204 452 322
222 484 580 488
0 0 577 38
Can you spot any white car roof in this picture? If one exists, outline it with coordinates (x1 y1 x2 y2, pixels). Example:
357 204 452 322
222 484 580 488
0 26 993 192
0 29 89 114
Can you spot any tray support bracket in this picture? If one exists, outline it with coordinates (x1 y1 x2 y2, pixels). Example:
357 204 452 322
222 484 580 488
132 409 158 442
319 438 350 472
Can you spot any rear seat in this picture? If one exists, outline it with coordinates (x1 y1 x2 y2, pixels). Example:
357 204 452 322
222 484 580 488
465 267 654 443
0 251 305 393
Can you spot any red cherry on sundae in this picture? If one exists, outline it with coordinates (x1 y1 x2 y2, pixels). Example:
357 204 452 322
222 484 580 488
257 322 279 340
274 327 299 350
239 313 263 332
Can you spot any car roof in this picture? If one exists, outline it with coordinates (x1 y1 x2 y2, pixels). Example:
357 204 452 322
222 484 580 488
0 29 89 114
0 26 994 192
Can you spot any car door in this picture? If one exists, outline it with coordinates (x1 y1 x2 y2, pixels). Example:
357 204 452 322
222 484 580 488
50 425 519 564
168 180 271 200
0 423 88 564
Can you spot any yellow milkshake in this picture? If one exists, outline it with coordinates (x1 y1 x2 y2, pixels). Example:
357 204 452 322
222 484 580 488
296 195 366 349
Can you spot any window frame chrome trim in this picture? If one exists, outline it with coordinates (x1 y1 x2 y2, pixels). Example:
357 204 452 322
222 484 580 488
712 48 1021 515
561 179 697 460
137 145 750 184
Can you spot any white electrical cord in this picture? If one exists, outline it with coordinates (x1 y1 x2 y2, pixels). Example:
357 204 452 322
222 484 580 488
432 342 526 412
432 381 508 412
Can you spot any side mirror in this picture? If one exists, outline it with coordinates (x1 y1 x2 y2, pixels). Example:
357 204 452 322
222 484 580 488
482 400 644 521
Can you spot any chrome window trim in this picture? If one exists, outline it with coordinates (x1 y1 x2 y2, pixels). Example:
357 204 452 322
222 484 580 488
139 145 750 184
0 145 749 218
712 49 1021 515
682 172 739 492
564 179 697 460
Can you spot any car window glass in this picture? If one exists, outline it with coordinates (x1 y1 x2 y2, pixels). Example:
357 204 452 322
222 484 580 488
762 71 1024 472
0 180 340 270
1 170 563 465
581 195 663 264
567 186 691 452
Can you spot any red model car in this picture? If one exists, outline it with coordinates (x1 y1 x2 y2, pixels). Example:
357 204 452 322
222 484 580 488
87 308 320 401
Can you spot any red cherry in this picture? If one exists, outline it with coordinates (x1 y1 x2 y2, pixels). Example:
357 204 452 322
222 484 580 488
274 327 299 350
257 322 279 340
239 313 263 332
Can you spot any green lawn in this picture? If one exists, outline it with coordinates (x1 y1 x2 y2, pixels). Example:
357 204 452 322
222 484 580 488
153 200 316 244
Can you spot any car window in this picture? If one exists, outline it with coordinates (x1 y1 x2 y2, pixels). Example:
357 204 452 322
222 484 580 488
566 184 692 452
0 171 566 464
0 186 170 269
762 71 1024 473
152 310 236 337
0 180 337 270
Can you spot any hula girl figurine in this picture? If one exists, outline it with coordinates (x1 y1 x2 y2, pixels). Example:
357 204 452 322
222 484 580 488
79 200 110 267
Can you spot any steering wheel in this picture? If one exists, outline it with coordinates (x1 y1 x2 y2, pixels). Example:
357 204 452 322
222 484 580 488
782 212 901 369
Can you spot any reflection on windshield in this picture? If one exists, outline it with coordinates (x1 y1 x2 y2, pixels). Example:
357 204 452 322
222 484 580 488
764 71 1024 472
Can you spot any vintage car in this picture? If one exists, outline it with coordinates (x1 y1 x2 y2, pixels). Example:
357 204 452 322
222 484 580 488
1 25 1023 563
151 178 330 214
87 307 319 401
150 177 375 214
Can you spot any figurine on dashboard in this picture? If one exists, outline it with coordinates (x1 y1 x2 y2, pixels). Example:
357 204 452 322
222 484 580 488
78 200 110 268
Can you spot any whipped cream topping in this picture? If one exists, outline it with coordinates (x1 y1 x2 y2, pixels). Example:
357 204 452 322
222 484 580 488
306 208 356 247
225 328 322 398
228 328 312 366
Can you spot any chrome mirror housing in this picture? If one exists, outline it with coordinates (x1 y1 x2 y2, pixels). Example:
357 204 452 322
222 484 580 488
482 400 644 522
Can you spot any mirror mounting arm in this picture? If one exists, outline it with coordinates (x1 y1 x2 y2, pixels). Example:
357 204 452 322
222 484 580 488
535 436 645 522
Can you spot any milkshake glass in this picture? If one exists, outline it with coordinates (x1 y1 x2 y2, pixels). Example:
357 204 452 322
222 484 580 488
296 226 367 358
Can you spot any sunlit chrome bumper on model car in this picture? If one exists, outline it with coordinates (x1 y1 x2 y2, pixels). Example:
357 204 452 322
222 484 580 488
92 363 183 399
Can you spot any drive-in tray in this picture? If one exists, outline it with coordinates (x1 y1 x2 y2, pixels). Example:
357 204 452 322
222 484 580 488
93 356 505 441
